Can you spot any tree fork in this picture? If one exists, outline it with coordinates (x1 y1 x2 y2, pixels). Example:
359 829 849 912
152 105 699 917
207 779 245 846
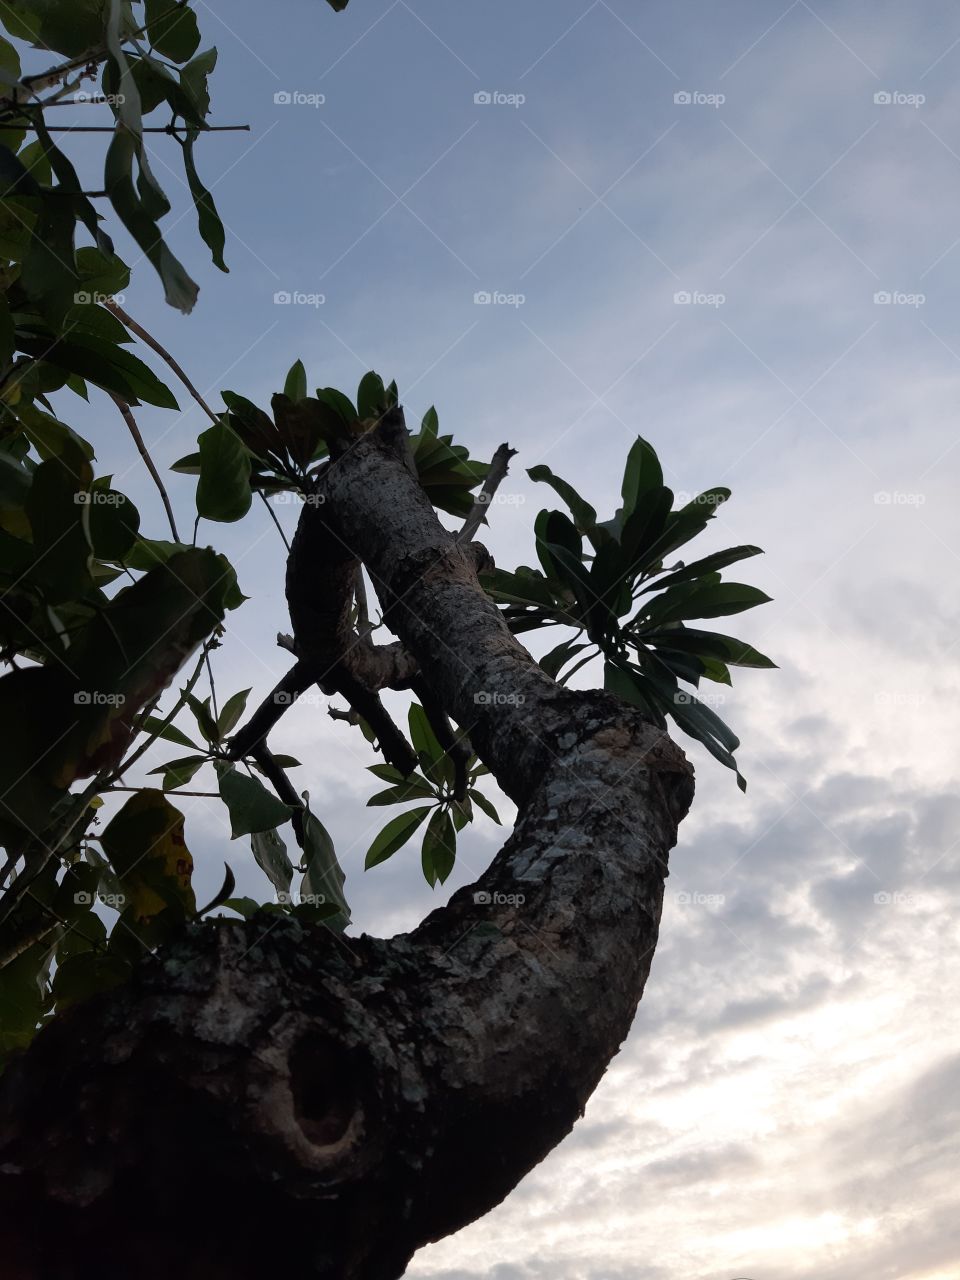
0 412 694 1279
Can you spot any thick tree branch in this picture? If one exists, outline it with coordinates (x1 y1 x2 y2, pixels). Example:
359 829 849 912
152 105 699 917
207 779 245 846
0 410 694 1280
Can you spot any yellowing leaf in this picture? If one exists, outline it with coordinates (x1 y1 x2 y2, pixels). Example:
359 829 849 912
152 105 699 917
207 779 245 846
101 789 196 922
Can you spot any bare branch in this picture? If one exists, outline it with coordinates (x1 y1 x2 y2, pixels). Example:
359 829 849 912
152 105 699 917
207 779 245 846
458 442 517 542
108 393 180 543
104 301 219 426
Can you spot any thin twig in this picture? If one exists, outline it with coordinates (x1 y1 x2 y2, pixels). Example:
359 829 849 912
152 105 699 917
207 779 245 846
106 641 212 782
251 745 305 846
104 300 220 425
258 492 291 552
107 787 219 797
109 393 181 543
15 123 250 134
205 652 220 725
458 443 517 542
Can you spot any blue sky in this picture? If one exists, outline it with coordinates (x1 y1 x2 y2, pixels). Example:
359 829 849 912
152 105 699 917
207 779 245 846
41 1 960 1277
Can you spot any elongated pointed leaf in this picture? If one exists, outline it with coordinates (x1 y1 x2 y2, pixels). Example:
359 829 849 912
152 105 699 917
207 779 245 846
642 545 763 592
181 130 227 272
421 807 456 887
283 359 308 402
621 437 663 521
365 806 432 869
217 688 250 736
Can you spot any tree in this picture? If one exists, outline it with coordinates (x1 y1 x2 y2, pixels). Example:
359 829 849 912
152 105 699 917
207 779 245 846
0 3 775 1276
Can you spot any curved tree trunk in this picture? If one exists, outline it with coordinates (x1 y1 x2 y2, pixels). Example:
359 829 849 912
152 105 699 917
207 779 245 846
0 418 694 1280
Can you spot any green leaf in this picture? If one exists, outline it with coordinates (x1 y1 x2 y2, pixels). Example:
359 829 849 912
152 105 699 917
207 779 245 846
641 583 772 626
634 628 776 669
270 394 338 469
301 801 350 928
621 437 664 522
214 762 293 837
356 371 386 419
367 777 438 806
24 444 94 603
283 359 308 403
469 788 502 825
365 806 432 869
184 691 219 743
315 386 358 426
668 692 746 792
221 897 262 919
421 807 456 887
181 130 227 272
218 688 250 736
179 46 217 122
15 330 179 409
198 862 237 916
171 451 201 474
603 660 657 714
221 391 285 462
145 0 202 62
149 753 207 790
538 638 590 679
420 406 439 440
367 763 406 784
88 481 140 560
642 545 764 592
527 465 600 541
105 127 198 313
251 827 294 900
196 420 252 522
619 486 674 575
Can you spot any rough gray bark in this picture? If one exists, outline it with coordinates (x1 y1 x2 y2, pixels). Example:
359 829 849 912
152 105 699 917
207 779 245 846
0 416 694 1280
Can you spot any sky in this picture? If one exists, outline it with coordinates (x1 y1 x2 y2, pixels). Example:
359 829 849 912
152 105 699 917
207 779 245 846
31 1 960 1277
